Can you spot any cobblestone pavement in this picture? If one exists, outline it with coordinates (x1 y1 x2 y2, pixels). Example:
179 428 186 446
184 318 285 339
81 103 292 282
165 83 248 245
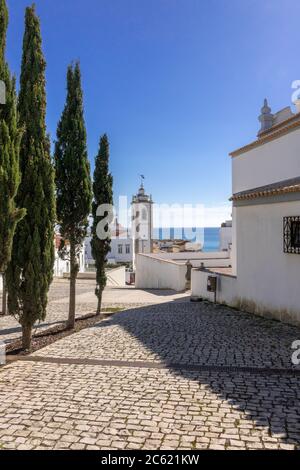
0 299 300 450
31 302 300 369
0 279 188 344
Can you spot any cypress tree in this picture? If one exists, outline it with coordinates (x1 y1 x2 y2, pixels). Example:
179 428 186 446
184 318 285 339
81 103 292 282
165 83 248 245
6 5 56 350
54 63 92 329
0 0 25 312
91 134 113 315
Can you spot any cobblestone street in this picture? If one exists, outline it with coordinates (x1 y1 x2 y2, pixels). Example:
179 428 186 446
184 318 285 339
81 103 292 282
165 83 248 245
0 283 300 450
0 279 187 344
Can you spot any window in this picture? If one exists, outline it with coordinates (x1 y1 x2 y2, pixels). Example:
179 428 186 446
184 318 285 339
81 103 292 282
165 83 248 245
283 216 300 254
118 244 123 254
126 244 130 254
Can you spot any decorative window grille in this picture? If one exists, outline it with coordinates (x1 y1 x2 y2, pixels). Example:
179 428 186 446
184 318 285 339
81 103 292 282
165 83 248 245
283 216 300 254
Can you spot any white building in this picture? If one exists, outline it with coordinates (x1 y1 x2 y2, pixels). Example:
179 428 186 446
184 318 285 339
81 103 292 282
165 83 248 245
192 99 300 326
54 234 85 277
85 182 154 269
219 220 232 251
85 227 133 267
84 214 134 267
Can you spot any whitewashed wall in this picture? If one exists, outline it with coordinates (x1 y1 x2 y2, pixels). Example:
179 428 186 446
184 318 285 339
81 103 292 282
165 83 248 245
67 266 126 287
191 269 237 305
106 266 126 287
135 254 187 291
85 236 133 265
234 200 300 323
232 127 300 193
149 252 230 262
220 226 232 251
135 252 233 292
192 200 300 325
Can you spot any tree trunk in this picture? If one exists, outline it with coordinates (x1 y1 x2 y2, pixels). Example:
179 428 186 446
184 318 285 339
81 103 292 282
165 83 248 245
1 273 7 316
96 289 102 317
22 324 32 351
67 242 77 329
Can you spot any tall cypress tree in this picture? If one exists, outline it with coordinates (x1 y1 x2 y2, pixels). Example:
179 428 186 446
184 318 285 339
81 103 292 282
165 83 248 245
6 5 56 350
91 134 113 315
0 0 25 312
54 63 92 329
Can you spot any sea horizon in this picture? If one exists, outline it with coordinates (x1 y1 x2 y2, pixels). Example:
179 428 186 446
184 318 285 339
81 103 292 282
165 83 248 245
153 227 220 252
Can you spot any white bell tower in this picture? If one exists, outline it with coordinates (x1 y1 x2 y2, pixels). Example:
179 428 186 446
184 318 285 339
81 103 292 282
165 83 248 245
131 179 153 268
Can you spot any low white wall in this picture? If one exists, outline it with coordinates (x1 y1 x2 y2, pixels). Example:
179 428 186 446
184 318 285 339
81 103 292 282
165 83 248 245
191 269 237 305
185 258 231 269
148 251 232 269
136 254 187 292
106 266 126 287
63 266 126 287
152 251 230 261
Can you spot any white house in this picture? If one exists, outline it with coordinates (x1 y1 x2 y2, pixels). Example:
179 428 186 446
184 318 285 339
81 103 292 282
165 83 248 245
85 183 153 268
85 222 133 267
54 234 85 277
192 99 300 326
219 220 232 252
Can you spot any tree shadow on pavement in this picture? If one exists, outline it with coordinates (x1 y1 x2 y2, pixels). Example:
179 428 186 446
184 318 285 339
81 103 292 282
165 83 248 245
94 300 300 448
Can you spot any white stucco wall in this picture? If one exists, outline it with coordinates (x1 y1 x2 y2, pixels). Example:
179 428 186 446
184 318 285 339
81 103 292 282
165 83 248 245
149 251 230 262
106 266 126 287
220 226 232 251
85 236 133 265
147 252 232 269
232 127 300 193
234 200 300 323
191 269 237 305
192 200 300 325
135 252 232 292
135 254 187 292
66 266 126 286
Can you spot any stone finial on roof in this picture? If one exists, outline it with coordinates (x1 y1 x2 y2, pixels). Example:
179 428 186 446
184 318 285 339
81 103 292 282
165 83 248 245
258 98 274 136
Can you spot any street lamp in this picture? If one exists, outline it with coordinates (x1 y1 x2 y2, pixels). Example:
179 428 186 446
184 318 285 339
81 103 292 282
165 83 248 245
0 80 6 105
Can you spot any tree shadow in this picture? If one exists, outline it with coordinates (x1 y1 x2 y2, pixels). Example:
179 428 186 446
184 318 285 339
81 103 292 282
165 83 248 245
94 300 300 448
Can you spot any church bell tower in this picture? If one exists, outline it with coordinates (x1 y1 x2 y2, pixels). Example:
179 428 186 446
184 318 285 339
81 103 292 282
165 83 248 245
131 180 153 268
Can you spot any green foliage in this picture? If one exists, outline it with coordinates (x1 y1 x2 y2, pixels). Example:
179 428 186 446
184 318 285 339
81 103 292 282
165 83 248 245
91 134 113 311
0 0 25 273
6 5 55 341
54 63 92 252
54 62 92 326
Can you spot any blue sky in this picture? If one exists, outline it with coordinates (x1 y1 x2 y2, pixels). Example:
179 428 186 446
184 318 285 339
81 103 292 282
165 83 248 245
6 0 300 226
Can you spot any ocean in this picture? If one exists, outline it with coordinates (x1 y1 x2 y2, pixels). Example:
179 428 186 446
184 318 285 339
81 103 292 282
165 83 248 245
153 227 220 252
